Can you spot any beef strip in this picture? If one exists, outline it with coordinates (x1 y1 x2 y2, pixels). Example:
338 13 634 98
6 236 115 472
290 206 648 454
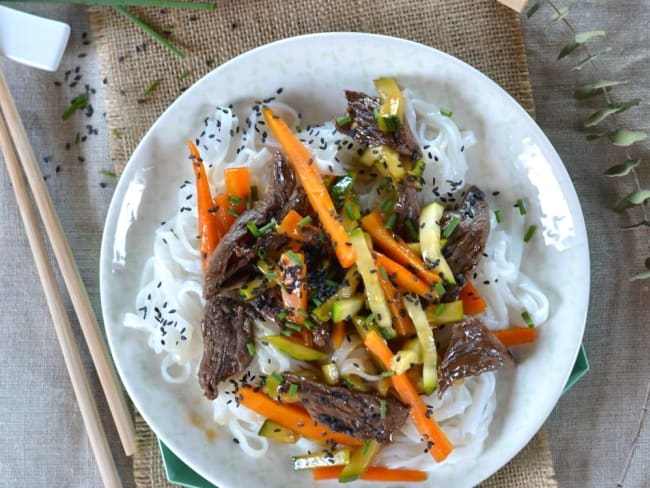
281 372 409 444
337 90 422 161
198 293 256 400
441 186 490 282
437 317 513 396
394 181 421 240
204 152 298 298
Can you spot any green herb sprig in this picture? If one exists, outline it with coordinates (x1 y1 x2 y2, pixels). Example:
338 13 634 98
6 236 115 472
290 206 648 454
528 0 650 281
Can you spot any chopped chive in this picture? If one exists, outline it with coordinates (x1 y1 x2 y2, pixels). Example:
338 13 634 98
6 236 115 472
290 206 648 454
522 310 535 328
336 114 352 126
379 266 389 281
142 79 160 96
259 220 277 234
516 199 527 215
264 271 278 280
246 194 252 210
285 250 302 265
247 221 261 237
344 203 356 220
285 322 302 332
289 383 298 397
62 93 88 120
362 440 371 455
246 342 256 356
440 108 453 117
304 319 315 331
381 370 395 377
381 198 393 212
227 207 240 217
524 224 538 242
257 248 268 260
228 195 243 205
434 303 446 316
495 209 504 223
297 308 309 317
251 185 259 201
324 279 338 288
378 177 392 191
271 372 283 383
297 215 312 228
277 310 288 320
312 297 323 307
364 313 376 326
404 219 419 241
434 283 446 296
98 169 118 179
372 107 380 122
380 399 387 419
385 213 397 230
442 217 460 239
280 329 293 336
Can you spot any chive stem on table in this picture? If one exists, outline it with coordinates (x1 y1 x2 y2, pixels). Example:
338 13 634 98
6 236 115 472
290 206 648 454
11 0 216 10
114 6 185 59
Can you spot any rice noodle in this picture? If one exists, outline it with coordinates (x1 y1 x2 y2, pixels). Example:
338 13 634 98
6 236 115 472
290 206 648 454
123 88 548 471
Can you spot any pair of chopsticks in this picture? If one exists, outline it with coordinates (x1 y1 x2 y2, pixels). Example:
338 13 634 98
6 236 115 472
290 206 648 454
0 70 136 487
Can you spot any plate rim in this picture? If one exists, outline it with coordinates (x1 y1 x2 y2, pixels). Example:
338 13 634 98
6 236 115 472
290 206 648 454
100 31 591 487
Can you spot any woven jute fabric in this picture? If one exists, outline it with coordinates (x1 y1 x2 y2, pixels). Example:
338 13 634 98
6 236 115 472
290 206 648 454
89 1 553 486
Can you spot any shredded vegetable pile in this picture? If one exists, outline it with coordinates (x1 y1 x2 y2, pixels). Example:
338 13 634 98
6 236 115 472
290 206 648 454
125 78 548 484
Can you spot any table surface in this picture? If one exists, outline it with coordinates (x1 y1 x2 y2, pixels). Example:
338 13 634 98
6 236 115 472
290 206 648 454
0 2 648 487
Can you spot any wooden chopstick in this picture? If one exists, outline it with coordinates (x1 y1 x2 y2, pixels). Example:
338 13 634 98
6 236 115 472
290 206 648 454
497 0 528 12
0 69 138 456
0 108 123 488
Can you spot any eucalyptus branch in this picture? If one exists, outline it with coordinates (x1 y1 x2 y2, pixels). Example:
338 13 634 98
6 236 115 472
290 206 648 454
529 0 650 280
527 2 650 485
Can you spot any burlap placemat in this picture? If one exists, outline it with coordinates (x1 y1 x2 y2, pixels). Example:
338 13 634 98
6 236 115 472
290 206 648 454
89 1 554 486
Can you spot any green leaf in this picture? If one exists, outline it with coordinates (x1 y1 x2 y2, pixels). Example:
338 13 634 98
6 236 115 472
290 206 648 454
604 159 640 177
575 30 606 43
621 220 650 230
574 80 628 100
572 48 612 71
545 5 573 32
607 129 647 147
526 1 542 18
584 99 642 127
613 189 650 212
558 31 606 60
629 270 650 281
143 79 160 97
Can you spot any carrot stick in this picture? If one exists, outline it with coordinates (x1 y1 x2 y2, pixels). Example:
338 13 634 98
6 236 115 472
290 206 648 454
212 193 235 237
459 281 487 315
262 107 355 268
238 386 362 447
361 212 441 284
279 251 311 346
364 330 452 462
277 209 319 243
332 321 346 349
493 327 537 347
187 141 218 268
374 252 432 297
377 269 415 336
312 466 427 482
224 167 251 214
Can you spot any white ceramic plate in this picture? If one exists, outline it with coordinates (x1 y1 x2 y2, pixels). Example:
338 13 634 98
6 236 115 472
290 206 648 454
100 33 589 488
